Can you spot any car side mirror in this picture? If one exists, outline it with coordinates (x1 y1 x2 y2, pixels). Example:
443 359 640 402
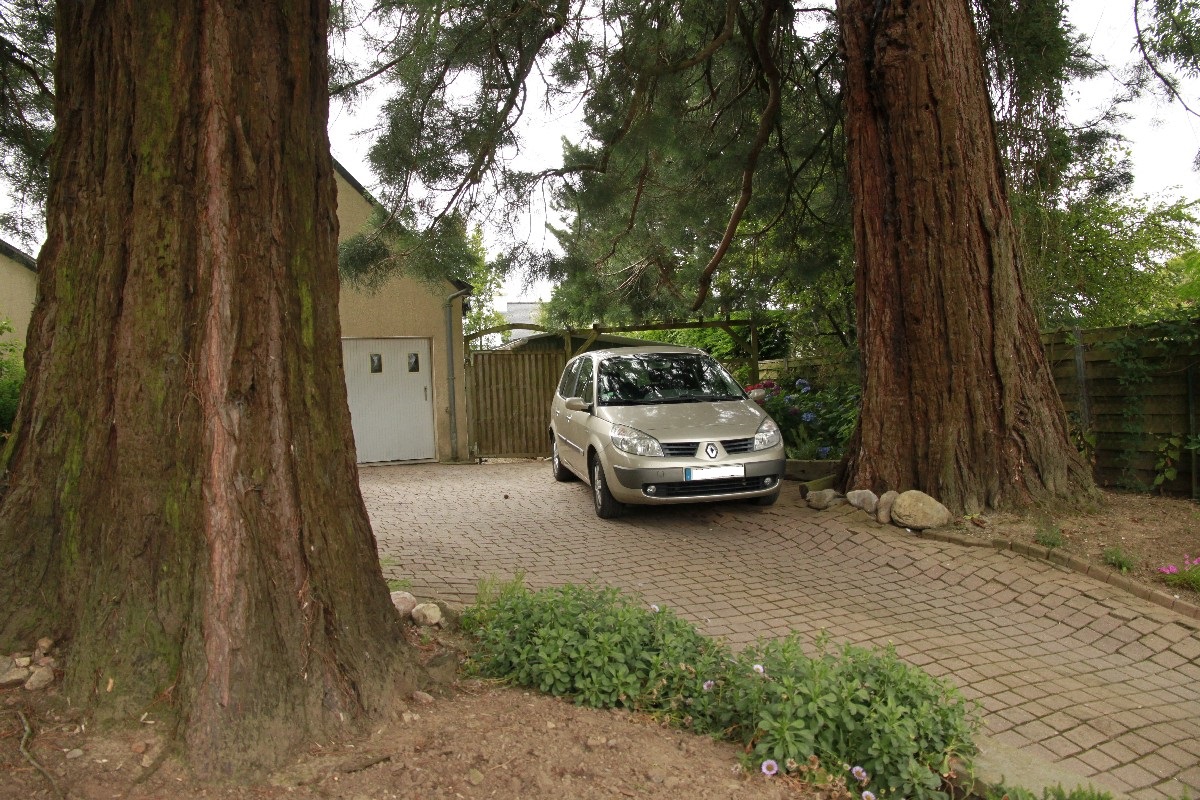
564 397 590 412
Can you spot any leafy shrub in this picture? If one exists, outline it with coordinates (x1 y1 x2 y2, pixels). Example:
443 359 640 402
0 320 23 434
461 581 724 713
463 581 978 799
746 377 860 460
711 635 977 800
1102 547 1134 574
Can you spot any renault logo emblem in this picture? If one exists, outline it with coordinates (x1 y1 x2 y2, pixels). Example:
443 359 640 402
704 443 718 459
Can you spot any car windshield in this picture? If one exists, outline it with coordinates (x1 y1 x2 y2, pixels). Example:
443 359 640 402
596 353 745 405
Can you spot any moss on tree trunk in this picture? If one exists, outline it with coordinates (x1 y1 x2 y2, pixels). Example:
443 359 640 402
836 0 1096 514
0 0 416 776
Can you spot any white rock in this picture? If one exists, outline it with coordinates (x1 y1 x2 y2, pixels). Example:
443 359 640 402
24 665 54 691
411 690 435 705
876 490 899 524
390 591 417 616
13 656 31 668
805 489 845 510
411 603 442 626
0 666 31 688
846 489 879 515
891 490 953 530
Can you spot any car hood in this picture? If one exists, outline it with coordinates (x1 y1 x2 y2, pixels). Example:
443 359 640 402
595 400 768 441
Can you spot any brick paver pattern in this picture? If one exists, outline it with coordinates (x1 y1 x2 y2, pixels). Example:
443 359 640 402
364 462 1200 800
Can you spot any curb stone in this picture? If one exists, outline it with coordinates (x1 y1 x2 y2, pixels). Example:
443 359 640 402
917 528 1200 621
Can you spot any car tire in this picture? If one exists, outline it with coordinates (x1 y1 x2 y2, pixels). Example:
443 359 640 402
551 436 574 482
590 454 624 519
754 488 781 506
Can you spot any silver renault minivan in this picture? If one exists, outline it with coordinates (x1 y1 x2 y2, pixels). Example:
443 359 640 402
549 345 786 518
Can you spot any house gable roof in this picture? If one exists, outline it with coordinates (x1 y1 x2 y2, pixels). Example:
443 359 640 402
0 238 36 273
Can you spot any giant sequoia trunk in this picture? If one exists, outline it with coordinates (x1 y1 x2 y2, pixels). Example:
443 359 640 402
836 0 1095 513
0 0 415 775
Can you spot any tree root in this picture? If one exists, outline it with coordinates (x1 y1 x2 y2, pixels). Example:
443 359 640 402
14 708 66 799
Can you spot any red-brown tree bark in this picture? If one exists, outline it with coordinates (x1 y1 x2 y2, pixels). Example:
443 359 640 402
0 0 415 775
836 0 1095 513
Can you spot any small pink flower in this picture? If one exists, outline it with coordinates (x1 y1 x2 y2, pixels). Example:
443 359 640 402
761 759 779 776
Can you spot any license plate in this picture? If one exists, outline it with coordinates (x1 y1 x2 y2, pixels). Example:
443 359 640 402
684 464 745 481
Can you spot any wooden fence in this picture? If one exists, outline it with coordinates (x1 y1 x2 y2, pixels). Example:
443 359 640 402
1043 321 1199 496
465 350 565 459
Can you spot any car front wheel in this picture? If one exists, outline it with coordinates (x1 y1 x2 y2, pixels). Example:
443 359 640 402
590 455 624 519
551 436 574 482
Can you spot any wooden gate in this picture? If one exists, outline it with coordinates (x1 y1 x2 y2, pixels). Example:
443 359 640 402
466 350 566 458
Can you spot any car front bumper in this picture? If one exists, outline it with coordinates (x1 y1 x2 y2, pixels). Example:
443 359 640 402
609 454 785 504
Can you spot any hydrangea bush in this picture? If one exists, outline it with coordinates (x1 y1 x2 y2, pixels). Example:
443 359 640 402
744 377 859 460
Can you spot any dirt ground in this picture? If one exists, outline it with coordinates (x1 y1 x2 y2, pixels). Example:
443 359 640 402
1 489 1195 800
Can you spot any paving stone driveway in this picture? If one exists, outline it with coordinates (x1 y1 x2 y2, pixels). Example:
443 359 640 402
364 461 1200 800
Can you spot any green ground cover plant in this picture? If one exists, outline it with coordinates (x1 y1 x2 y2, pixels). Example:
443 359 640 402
461 580 978 800
1101 547 1135 573
1159 555 1200 592
1034 527 1064 549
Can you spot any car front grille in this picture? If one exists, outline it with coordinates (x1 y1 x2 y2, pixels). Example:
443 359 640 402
660 437 755 457
649 477 771 498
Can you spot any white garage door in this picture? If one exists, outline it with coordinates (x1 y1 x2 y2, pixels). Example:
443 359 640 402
342 338 436 463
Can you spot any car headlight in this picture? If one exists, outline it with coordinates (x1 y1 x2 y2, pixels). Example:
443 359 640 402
754 417 782 450
610 424 664 457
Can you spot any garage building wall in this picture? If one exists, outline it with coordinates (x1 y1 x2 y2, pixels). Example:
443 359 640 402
0 242 37 344
334 166 469 463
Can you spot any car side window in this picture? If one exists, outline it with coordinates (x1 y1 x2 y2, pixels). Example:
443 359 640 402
557 358 582 398
576 357 595 404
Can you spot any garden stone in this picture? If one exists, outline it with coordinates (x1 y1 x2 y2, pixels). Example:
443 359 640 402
1 665 30 688
34 637 53 657
806 489 845 510
876 490 899 524
891 490 952 530
411 602 442 626
13 655 31 668
391 591 417 617
24 665 54 691
846 489 878 515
